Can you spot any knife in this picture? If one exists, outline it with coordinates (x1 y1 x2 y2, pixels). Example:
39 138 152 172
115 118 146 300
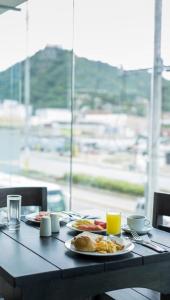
133 240 168 253
61 211 99 220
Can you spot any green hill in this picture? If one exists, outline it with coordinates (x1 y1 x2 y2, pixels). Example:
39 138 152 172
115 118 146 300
0 46 169 115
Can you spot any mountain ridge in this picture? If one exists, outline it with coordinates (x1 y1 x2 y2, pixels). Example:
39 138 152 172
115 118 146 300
0 46 169 114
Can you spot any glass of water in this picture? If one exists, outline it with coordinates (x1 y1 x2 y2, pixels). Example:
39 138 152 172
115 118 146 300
7 195 22 230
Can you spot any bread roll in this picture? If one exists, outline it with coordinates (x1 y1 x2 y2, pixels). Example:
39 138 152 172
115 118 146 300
73 235 96 252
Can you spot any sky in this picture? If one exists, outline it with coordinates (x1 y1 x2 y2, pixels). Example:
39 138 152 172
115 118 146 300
0 0 170 72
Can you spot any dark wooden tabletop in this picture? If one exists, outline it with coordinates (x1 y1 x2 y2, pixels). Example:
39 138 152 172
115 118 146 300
0 220 170 300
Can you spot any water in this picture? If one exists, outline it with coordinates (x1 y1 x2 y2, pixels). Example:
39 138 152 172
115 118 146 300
7 195 21 230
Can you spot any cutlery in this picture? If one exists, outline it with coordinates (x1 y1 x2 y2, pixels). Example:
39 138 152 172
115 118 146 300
61 211 82 220
61 211 81 217
81 215 100 219
61 211 98 220
130 229 168 253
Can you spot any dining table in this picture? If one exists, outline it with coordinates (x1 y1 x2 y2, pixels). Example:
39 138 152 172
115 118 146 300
0 217 170 300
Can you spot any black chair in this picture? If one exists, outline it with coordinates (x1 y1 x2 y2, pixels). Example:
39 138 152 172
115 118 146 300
0 187 47 211
152 192 170 232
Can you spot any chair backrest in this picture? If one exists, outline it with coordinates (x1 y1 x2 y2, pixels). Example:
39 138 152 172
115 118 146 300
152 192 170 232
0 187 47 211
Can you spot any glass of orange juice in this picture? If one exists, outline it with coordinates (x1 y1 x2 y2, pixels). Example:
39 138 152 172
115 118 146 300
106 210 121 236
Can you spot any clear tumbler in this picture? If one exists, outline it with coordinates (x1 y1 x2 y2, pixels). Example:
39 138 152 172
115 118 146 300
7 195 22 230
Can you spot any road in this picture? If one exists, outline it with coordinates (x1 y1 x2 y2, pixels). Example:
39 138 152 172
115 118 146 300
58 183 137 219
70 186 136 214
24 152 139 215
27 152 170 190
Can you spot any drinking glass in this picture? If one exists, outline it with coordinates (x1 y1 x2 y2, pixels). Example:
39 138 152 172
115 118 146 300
7 195 22 230
106 210 121 236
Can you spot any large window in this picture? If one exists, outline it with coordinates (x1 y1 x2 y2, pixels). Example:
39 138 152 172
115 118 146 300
0 5 26 176
0 0 169 218
159 0 170 195
0 0 73 211
71 0 154 217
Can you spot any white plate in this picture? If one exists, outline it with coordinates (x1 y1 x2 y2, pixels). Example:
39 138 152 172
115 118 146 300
25 212 48 223
65 235 134 256
122 224 153 235
66 220 106 233
25 212 65 223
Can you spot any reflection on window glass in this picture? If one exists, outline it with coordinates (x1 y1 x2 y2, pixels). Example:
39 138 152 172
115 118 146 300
162 0 170 66
159 1 170 195
0 0 73 211
160 70 170 194
72 0 154 218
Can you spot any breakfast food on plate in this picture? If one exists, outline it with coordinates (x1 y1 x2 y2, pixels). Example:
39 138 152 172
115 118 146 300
77 224 104 231
34 211 49 222
94 220 106 229
71 232 103 252
73 235 96 252
96 240 124 254
71 232 124 254
73 219 94 226
72 219 106 231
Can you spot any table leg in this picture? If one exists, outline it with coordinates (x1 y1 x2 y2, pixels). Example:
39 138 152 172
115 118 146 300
161 294 170 300
0 275 22 300
22 293 110 300
89 295 115 300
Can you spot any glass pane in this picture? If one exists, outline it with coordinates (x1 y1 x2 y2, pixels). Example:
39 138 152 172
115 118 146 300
159 0 170 202
0 0 73 212
162 0 170 66
160 71 170 195
0 5 25 178
72 0 154 220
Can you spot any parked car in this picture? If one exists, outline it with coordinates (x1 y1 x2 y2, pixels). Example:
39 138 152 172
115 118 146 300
0 172 67 214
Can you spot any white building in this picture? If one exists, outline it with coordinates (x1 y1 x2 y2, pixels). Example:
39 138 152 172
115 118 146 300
31 108 71 126
0 99 32 124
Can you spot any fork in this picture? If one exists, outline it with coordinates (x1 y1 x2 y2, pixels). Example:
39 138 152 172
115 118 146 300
130 229 168 253
130 230 144 242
